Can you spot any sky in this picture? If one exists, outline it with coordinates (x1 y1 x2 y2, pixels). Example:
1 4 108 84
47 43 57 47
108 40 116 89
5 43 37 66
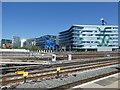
2 2 118 39
0 2 2 40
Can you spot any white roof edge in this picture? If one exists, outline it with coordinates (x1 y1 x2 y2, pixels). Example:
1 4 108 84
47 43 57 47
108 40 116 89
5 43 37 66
60 24 118 33
73 24 118 27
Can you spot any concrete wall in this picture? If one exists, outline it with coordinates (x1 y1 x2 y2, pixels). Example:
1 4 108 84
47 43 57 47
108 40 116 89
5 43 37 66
97 47 112 51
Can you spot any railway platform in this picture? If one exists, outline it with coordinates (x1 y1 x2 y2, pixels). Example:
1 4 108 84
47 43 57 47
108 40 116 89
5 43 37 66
72 73 119 89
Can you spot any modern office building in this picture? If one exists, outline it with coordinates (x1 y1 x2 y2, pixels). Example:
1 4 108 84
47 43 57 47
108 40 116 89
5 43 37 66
1 39 12 48
24 35 57 50
36 35 57 50
59 25 118 51
20 39 26 47
12 36 21 48
24 38 36 47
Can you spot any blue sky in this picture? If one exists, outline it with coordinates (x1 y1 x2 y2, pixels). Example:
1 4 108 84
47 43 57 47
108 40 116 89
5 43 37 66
2 2 118 39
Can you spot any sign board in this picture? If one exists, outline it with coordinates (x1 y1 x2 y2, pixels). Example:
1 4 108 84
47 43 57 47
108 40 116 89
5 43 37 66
57 67 61 71
23 72 28 77
52 54 56 62
16 71 24 74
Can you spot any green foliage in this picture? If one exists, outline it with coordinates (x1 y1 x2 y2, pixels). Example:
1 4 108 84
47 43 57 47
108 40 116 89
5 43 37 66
29 46 41 51
21 46 42 51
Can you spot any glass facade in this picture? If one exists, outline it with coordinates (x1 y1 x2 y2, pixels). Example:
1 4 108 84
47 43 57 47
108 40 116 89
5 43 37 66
36 35 57 50
59 25 118 51
12 36 21 47
24 38 36 47
1 39 12 48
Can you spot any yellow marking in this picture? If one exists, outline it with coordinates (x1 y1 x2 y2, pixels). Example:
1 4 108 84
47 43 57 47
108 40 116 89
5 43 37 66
57 67 61 71
23 72 28 77
16 71 24 74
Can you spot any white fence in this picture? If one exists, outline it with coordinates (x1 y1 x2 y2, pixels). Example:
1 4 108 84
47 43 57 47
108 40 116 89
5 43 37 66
0 49 30 52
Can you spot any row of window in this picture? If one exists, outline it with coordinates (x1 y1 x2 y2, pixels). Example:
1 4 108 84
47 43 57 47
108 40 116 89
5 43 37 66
72 26 84 30
72 45 118 47
97 45 118 47
81 41 98 43
72 34 118 36
81 30 93 33
112 27 118 29
73 41 118 44
97 37 118 40
73 37 83 40
82 34 93 36
81 34 118 36
61 30 118 36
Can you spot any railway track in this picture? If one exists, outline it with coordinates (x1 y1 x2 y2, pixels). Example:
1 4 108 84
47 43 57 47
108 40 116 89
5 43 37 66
1 57 119 75
2 59 118 77
1 52 119 61
1 60 119 86
55 52 119 59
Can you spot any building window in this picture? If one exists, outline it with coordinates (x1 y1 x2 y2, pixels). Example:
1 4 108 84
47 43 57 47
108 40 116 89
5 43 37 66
111 34 118 36
113 27 118 29
105 27 112 29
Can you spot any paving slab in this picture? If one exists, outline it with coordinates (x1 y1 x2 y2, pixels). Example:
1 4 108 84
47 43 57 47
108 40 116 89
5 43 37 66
72 73 119 89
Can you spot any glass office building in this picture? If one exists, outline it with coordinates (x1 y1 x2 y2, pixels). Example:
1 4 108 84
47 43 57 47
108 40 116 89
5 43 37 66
36 35 57 50
24 38 36 47
12 36 21 48
24 35 57 50
1 39 12 48
59 25 118 51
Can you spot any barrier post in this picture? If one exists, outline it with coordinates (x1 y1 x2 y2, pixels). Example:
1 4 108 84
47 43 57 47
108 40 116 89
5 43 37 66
56 67 61 78
15 70 28 83
23 72 28 83
68 54 72 61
